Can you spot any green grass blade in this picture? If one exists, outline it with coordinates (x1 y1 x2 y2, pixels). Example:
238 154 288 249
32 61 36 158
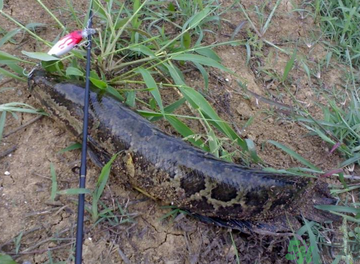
178 86 248 151
0 28 20 47
0 67 26 81
195 48 221 62
92 153 118 221
50 163 58 201
172 53 234 74
302 219 321 264
339 153 360 168
262 0 282 35
166 115 209 151
0 111 6 143
282 49 297 82
188 7 211 29
267 140 320 171
193 62 209 90
57 188 91 195
57 142 82 154
315 205 360 214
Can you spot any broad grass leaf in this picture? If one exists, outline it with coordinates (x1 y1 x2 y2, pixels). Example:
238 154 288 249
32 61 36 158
137 67 163 112
66 66 84 77
172 53 234 74
106 86 125 101
90 77 107 89
129 45 155 57
195 48 221 62
178 86 247 151
150 97 187 122
7 63 25 76
22 51 58 61
164 62 185 85
0 50 23 62
165 115 208 151
188 7 211 29
0 67 25 81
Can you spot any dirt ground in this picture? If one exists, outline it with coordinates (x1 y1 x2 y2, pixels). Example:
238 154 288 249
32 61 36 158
0 0 350 263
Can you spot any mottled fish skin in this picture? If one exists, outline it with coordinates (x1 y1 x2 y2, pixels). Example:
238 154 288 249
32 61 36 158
30 70 320 222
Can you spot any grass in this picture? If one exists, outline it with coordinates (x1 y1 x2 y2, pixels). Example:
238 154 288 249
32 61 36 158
314 0 360 68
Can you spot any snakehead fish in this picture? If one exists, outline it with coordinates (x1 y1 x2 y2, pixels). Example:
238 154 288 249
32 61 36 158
29 70 335 230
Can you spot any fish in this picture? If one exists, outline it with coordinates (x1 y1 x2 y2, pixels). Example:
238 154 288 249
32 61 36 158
29 70 337 233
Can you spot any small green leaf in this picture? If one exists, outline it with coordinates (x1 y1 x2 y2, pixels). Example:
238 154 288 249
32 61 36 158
0 29 20 47
41 60 64 73
182 32 191 49
57 188 91 195
58 142 82 154
125 91 136 107
106 86 124 101
0 254 18 264
66 66 84 77
0 0 3 10
168 2 175 12
22 51 59 61
90 77 107 89
0 50 23 62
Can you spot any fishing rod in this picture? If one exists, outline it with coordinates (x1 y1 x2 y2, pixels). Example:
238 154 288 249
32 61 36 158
39 6 95 264
75 7 94 264
26 1 95 262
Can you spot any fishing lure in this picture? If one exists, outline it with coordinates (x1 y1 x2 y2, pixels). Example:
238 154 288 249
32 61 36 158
47 29 96 57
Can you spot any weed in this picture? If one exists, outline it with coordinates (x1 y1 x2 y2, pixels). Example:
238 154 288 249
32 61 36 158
314 0 360 67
